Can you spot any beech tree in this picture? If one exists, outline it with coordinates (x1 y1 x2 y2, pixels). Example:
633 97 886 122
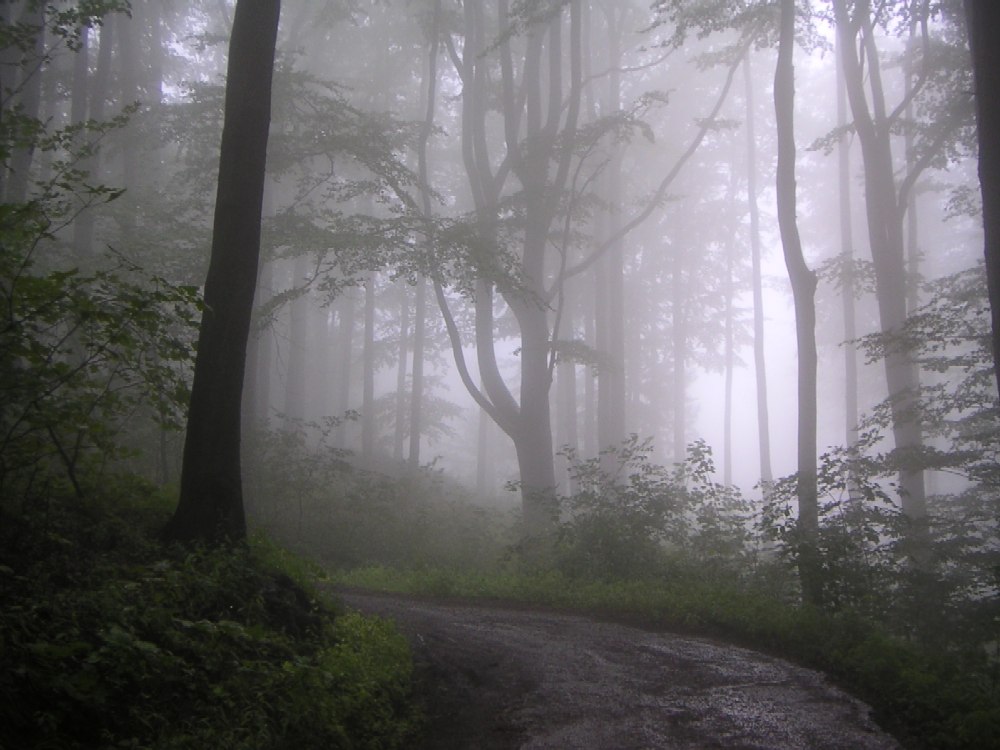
964 0 1000 399
164 0 281 544
774 0 821 604
831 0 974 529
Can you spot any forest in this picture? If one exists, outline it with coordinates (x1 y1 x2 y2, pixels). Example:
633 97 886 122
1 0 999 748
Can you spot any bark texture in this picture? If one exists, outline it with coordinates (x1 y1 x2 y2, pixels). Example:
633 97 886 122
965 0 1000 400
164 0 280 544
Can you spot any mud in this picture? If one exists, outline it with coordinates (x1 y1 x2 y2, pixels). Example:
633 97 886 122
334 589 902 750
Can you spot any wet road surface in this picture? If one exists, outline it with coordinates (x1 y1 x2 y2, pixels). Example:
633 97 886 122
335 589 902 750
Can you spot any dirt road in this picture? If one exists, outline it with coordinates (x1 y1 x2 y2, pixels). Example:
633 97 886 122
335 589 901 750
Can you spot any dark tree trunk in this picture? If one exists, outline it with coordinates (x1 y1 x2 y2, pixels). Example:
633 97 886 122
965 0 1000 401
164 0 280 545
775 0 821 606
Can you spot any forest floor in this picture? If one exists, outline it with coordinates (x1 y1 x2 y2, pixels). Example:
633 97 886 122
332 588 902 750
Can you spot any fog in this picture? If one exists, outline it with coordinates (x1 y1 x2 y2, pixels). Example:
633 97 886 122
4 0 983 513
217 1 982 509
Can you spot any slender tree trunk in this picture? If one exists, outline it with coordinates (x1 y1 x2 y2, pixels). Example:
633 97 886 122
116 8 140 194
964 1 1000 400
837 35 859 450
743 51 773 485
164 0 280 545
410 3 438 471
477 396 492 496
393 291 409 463
555 301 579 493
284 254 311 424
597 5 626 471
723 219 735 487
833 0 926 524
775 0 821 606
408 280 426 469
583 286 597 458
70 26 90 255
361 272 376 463
333 290 355 450
672 247 686 465
73 20 113 258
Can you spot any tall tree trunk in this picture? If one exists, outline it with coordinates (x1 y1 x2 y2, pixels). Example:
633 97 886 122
164 0 280 545
837 34 859 451
437 0 582 534
671 246 686 466
410 3 438 471
555 299 579 493
408 280 426 469
284 254 311 424
333 290 356 450
477 396 492 496
743 51 773 485
833 0 926 524
597 5 626 471
393 291 409 463
964 1 1000 400
361 272 376 463
583 284 597 458
73 19 113 258
775 0 821 605
723 212 735 487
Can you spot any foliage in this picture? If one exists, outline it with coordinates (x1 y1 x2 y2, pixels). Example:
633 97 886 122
0 490 420 750
0 3 200 500
551 437 756 581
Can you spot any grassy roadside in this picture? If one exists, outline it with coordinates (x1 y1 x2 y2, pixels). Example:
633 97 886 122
330 564 1000 750
0 493 421 750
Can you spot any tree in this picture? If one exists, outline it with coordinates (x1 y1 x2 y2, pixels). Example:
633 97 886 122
831 0 973 528
163 0 281 544
743 49 774 485
964 0 1000 400
774 0 821 604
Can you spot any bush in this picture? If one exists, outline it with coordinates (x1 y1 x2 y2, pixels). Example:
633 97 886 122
0 491 419 749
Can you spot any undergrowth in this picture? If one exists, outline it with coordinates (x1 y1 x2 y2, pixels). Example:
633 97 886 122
0 488 420 750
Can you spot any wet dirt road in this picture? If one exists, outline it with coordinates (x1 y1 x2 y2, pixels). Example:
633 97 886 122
335 589 902 750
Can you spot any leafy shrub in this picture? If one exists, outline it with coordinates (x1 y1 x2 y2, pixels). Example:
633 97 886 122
0 492 419 749
552 437 756 582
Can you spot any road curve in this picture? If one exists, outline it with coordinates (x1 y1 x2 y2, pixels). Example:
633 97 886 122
334 589 901 750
